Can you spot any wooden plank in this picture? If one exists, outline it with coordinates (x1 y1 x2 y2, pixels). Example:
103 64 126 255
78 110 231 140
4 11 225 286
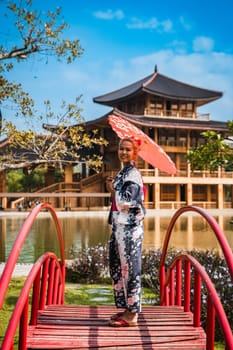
26 305 206 349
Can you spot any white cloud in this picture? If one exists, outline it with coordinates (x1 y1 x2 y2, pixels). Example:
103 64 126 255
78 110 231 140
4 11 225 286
161 20 173 32
179 16 192 31
193 36 215 52
93 9 124 20
127 17 172 32
127 17 159 29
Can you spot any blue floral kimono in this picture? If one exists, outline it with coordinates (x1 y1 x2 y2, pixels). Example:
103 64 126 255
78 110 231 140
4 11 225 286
109 162 145 313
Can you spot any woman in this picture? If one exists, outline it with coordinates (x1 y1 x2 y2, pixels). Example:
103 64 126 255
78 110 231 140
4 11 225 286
106 137 145 327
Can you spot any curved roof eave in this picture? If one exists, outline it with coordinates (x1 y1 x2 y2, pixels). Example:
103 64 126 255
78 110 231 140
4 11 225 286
93 71 223 106
93 75 152 105
142 87 222 103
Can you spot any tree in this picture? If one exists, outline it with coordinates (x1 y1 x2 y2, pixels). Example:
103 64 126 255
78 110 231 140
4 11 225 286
1 99 108 173
0 0 83 116
0 0 107 174
186 124 233 172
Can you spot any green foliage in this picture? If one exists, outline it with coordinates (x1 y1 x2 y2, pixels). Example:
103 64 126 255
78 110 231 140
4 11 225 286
227 120 233 134
22 167 45 191
186 128 233 172
7 168 45 192
0 0 83 116
6 170 24 192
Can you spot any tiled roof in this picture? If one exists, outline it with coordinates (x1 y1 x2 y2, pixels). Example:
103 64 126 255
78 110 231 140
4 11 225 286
93 71 223 106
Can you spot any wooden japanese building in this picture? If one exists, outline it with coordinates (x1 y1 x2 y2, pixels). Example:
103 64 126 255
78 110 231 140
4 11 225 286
86 66 231 210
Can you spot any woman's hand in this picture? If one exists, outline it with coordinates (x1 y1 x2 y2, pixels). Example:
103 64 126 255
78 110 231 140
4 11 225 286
106 177 115 196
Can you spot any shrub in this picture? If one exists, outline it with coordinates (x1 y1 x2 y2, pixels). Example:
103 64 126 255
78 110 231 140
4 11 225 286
66 244 110 283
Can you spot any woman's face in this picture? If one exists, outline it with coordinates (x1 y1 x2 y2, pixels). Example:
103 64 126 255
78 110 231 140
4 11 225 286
118 140 135 165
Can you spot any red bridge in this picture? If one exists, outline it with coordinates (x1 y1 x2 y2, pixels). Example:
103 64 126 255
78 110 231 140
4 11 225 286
0 203 232 349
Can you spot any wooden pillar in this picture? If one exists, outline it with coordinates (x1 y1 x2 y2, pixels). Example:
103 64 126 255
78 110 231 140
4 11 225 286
187 161 191 178
144 183 149 204
231 185 233 208
187 182 192 205
186 216 194 250
145 95 150 114
45 166 55 186
176 185 180 203
217 183 223 209
154 128 158 143
206 185 212 203
0 170 7 208
176 155 180 173
187 130 190 149
82 163 87 178
64 164 73 183
154 183 160 209
0 218 6 261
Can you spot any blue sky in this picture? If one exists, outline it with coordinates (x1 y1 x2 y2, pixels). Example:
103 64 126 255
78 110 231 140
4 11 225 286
1 0 233 129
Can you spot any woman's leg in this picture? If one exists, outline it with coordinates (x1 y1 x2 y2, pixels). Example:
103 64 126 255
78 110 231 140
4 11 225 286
109 222 127 309
120 222 144 313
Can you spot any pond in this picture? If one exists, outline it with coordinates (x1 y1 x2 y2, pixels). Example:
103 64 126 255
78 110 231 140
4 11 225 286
0 209 233 263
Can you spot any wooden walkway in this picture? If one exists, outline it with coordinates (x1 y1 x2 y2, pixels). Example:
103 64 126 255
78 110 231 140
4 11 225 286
26 305 206 349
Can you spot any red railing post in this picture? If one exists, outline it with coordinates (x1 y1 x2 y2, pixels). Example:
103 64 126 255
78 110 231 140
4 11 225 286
193 272 201 327
206 296 215 350
159 265 165 305
53 266 60 304
18 299 29 350
175 259 182 306
184 260 191 312
39 258 50 310
30 272 41 325
169 269 175 305
47 259 55 305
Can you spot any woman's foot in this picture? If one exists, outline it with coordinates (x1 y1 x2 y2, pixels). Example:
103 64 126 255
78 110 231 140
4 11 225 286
110 311 124 321
123 310 138 323
109 310 138 327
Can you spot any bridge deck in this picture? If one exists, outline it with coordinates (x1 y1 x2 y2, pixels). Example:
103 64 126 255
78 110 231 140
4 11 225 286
26 305 206 349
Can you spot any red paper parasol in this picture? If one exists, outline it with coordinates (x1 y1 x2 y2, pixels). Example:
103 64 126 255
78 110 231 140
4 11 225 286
108 115 177 175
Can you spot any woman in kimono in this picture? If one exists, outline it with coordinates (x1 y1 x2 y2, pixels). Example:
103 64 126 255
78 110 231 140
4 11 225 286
106 137 145 327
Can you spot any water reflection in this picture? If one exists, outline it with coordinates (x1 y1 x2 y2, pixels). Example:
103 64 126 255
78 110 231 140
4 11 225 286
0 211 232 263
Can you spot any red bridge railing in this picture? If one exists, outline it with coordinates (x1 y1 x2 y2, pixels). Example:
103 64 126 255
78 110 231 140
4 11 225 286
0 204 232 349
0 203 65 350
159 205 233 350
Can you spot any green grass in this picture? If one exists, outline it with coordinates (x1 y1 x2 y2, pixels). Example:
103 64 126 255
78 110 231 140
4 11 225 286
65 282 156 306
214 344 225 350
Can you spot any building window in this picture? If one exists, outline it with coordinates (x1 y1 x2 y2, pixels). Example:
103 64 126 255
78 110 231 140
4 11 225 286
149 99 163 116
180 102 194 118
158 129 176 146
193 185 206 201
161 184 176 201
